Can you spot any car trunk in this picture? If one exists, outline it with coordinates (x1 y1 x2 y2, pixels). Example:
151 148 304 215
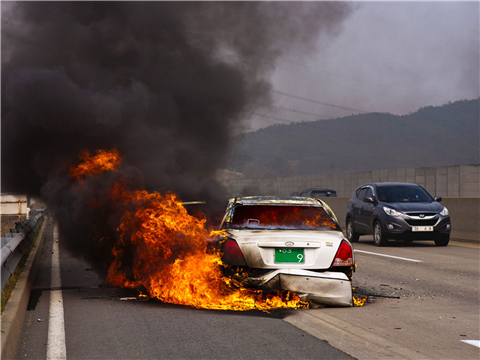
227 229 344 269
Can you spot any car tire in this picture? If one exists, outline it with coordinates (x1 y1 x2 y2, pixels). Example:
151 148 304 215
346 218 359 242
434 234 450 246
373 221 387 246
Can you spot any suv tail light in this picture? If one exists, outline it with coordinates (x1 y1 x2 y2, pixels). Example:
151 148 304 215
222 239 247 266
332 240 353 267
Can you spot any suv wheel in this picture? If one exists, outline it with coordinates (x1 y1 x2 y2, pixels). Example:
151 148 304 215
434 234 450 246
373 221 387 246
346 218 359 242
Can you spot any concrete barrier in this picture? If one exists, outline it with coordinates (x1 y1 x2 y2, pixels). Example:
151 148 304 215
220 164 480 198
441 197 480 241
318 197 479 242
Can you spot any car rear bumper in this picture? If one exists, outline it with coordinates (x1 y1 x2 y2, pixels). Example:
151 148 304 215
248 269 353 307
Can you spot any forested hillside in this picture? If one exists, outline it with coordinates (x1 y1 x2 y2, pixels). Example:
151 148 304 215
229 99 479 177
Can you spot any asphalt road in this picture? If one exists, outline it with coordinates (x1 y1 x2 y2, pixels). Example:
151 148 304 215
285 236 480 359
13 218 480 359
14 218 353 360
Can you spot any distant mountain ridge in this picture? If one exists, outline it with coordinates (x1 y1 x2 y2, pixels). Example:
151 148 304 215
229 98 479 178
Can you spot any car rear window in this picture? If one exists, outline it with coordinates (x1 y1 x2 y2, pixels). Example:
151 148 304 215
230 205 338 230
311 190 336 197
377 185 433 202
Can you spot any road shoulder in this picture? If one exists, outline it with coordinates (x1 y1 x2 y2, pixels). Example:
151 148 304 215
283 301 423 360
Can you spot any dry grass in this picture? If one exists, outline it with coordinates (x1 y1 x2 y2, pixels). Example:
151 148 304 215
1 215 23 237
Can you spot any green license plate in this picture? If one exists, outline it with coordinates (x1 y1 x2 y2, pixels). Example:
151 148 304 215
275 248 305 263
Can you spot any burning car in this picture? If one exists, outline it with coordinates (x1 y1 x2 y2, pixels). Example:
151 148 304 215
216 196 355 307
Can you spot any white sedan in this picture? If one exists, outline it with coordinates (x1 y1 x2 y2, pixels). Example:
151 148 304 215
217 196 355 307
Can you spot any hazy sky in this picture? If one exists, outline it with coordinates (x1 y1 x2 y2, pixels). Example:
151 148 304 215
249 1 479 130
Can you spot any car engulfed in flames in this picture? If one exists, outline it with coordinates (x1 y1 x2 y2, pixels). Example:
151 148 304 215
68 149 311 311
214 196 355 307
66 149 360 310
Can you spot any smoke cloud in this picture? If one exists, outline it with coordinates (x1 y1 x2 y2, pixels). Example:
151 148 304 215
2 2 352 268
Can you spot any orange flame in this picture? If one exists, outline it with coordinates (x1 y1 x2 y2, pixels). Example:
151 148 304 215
305 213 337 229
69 149 121 181
232 205 336 230
353 295 368 307
71 149 307 311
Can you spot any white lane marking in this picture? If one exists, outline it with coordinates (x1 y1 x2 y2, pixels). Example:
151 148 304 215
354 250 422 263
461 340 480 348
47 225 67 360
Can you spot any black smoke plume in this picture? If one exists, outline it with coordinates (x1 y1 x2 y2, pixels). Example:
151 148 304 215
2 2 352 271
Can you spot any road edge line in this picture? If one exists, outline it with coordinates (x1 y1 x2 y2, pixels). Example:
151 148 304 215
1 216 48 360
46 225 66 360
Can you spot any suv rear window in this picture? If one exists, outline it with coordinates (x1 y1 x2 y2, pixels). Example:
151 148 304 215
230 205 338 230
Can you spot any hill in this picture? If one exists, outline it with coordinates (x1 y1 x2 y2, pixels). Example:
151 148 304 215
229 98 479 177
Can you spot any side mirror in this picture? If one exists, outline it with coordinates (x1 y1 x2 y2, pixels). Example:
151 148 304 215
363 196 375 204
434 196 442 202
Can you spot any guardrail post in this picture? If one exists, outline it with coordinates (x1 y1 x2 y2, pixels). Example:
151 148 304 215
1 213 44 292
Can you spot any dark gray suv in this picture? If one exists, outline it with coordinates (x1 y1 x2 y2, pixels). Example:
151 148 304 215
346 182 451 246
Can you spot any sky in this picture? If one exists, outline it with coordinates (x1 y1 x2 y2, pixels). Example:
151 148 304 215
249 1 479 131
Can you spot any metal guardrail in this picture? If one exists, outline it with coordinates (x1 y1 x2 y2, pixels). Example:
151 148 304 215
1 210 45 292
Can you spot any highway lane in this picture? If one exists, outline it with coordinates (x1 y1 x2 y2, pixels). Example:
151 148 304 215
14 219 353 360
13 218 480 359
284 237 480 359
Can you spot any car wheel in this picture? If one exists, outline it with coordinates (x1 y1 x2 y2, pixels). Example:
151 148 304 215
373 221 387 246
346 218 359 242
434 234 450 246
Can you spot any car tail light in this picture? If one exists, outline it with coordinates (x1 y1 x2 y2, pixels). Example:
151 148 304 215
222 239 247 266
332 240 353 267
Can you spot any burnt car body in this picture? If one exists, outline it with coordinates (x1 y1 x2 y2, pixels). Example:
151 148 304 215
346 182 451 246
217 196 354 307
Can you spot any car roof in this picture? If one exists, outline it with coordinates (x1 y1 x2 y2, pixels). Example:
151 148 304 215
358 182 421 188
231 196 324 206
374 182 420 187
300 188 336 192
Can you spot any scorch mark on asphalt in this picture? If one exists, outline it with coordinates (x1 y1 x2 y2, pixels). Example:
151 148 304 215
354 250 422 263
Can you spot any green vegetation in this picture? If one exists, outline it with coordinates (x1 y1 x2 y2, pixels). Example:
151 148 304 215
1 218 43 313
230 99 479 177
